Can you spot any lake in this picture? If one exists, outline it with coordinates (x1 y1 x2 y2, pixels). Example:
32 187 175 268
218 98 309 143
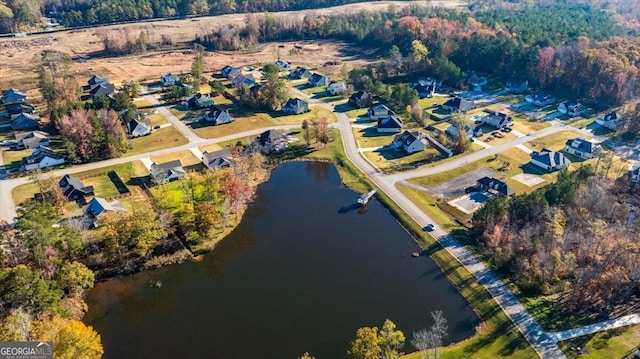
83 161 478 358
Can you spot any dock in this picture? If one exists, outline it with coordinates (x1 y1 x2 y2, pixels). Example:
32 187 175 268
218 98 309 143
357 189 377 206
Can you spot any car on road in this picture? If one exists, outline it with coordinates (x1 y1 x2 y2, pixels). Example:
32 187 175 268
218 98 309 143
501 127 513 133
423 223 435 232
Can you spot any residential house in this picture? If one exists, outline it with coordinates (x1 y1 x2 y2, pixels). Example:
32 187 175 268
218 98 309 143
161 73 180 86
596 111 627 130
275 60 291 72
15 130 50 149
87 75 109 88
59 174 94 202
368 103 394 121
128 118 152 137
11 112 40 130
202 148 234 170
150 160 187 184
482 112 513 129
392 131 425 154
289 67 312 80
184 93 213 109
632 167 640 183
558 101 586 117
442 97 475 113
377 115 403 133
232 73 256 87
1 88 27 104
413 78 437 98
505 79 528 93
525 91 556 107
349 91 373 109
249 83 266 99
530 148 571 172
327 82 347 96
563 138 602 160
85 197 127 219
476 177 515 197
282 98 309 115
21 146 65 171
5 103 35 116
203 106 234 125
255 129 288 153
308 73 329 87
221 66 242 79
446 124 482 140
89 83 116 99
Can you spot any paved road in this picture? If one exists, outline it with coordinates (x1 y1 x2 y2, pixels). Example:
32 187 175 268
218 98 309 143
143 94 204 143
548 313 640 342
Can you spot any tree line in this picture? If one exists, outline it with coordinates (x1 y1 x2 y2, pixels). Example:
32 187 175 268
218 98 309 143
471 165 640 314
196 3 638 105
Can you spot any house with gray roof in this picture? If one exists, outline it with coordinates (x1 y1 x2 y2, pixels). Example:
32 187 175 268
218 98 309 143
161 73 181 86
327 82 347 96
89 83 116 99
525 91 555 107
87 75 109 88
232 73 256 87
150 160 187 184
203 106 234 125
530 148 571 172
596 111 626 130
221 66 242 79
202 148 234 170
11 112 40 130
289 67 312 80
308 73 329 87
476 177 515 196
282 98 309 115
392 131 425 154
563 138 602 160
377 115 403 133
413 78 437 98
558 101 586 117
184 93 213 109
59 174 94 203
128 118 152 137
349 91 373 109
275 60 291 72
21 146 65 171
442 97 475 113
368 103 394 121
85 197 127 219
5 103 34 116
482 112 513 129
255 129 288 153
15 130 49 149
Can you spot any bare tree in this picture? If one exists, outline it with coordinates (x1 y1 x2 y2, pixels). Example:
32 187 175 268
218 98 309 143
411 311 448 359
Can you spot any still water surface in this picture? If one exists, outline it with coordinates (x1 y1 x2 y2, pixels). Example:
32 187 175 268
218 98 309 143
84 162 478 358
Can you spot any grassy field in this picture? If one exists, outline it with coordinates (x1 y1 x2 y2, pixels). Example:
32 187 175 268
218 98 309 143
199 143 224 153
364 146 443 171
558 324 640 359
145 113 168 127
150 150 201 166
128 127 188 155
1 148 31 166
352 126 395 148
528 131 588 152
82 175 121 198
344 107 369 119
192 107 336 139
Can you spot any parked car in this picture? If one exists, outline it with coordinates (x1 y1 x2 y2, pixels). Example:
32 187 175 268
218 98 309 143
501 127 513 133
423 223 435 232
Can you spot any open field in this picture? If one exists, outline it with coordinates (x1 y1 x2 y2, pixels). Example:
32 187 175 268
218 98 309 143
352 126 395 148
150 150 201 167
364 146 443 171
1 148 32 166
128 126 188 155
192 107 336 139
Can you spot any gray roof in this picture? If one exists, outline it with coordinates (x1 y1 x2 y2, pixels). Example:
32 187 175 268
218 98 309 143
393 130 421 146
443 97 474 111
283 98 307 110
86 197 126 217
128 118 152 134
477 176 515 196
202 148 233 169
258 129 286 145
565 138 597 153
15 130 49 147
378 115 403 129
1 88 27 104
89 83 116 98
531 148 570 168
23 146 63 164
88 75 109 86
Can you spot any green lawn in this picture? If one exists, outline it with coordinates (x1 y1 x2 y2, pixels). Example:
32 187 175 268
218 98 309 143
418 96 442 109
558 324 640 359
511 115 552 133
364 146 443 172
301 85 326 95
74 161 148 183
193 107 337 139
82 175 120 198
128 127 188 155
352 126 395 148
344 107 369 119
1 148 31 166
150 150 201 167
144 113 168 127
528 131 589 152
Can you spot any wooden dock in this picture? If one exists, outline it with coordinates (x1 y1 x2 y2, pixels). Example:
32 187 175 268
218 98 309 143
357 189 377 206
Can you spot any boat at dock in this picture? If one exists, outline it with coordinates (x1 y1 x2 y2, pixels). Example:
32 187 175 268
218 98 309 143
357 189 377 206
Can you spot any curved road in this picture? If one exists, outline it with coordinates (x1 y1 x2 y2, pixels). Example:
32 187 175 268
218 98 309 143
0 87 627 358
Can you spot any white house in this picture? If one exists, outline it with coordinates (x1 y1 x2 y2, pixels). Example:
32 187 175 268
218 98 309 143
596 111 626 130
368 104 395 121
203 106 234 125
128 118 152 137
150 160 187 184
15 130 50 149
392 131 425 154
161 73 180 86
525 91 555 107
558 101 586 117
21 146 65 171
530 148 571 172
202 148 234 170
446 124 481 140
327 82 347 96
482 112 513 129
563 138 602 160
377 115 403 133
